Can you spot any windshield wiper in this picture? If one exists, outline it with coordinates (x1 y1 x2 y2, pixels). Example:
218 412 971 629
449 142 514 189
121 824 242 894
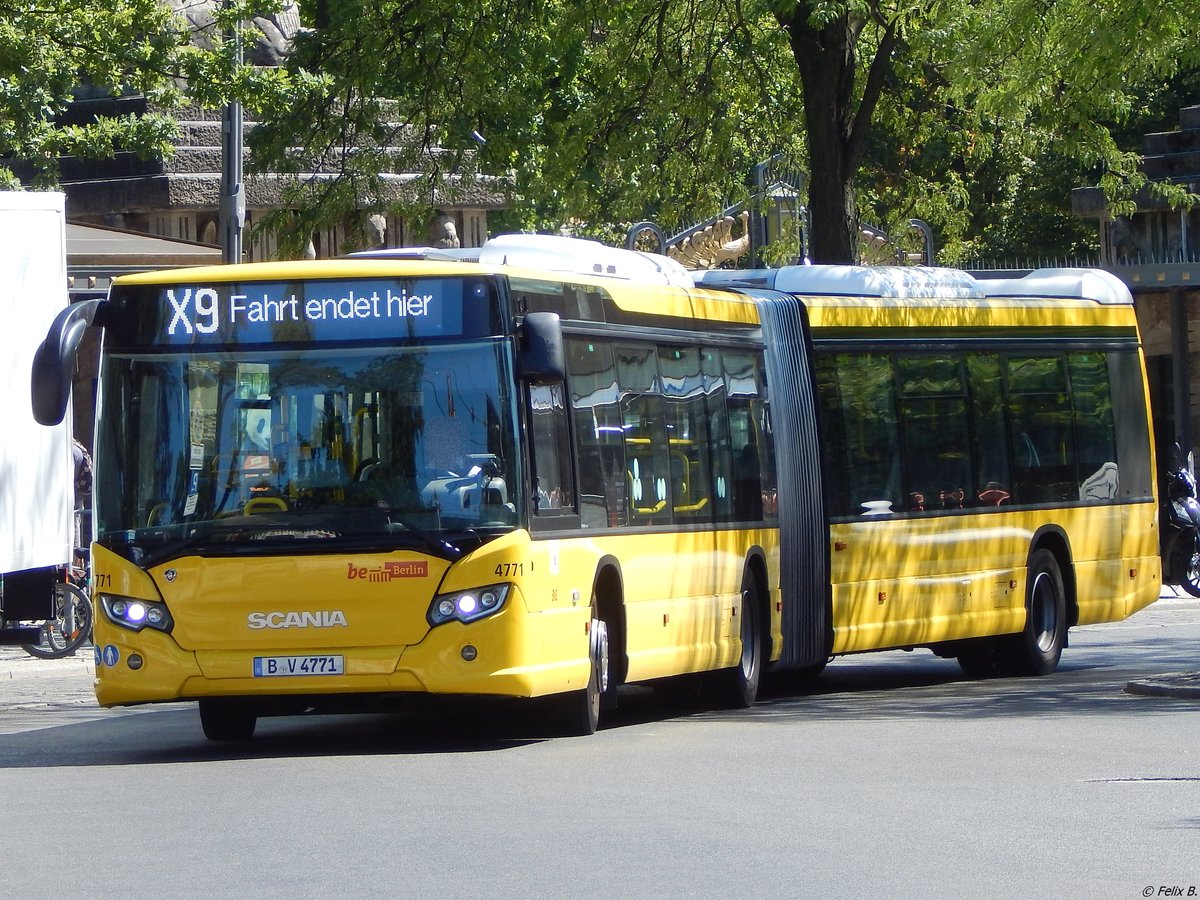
385 511 464 560
118 510 468 567
132 525 221 568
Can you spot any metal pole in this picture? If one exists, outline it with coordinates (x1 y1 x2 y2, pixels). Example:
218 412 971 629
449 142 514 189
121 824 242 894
220 17 244 264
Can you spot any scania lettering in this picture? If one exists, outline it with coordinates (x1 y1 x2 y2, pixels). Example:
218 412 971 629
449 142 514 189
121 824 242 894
247 611 349 630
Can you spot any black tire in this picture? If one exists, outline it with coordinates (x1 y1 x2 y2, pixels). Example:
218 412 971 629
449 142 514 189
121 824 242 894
1005 548 1067 676
556 617 607 736
768 658 828 695
22 582 92 660
199 699 258 741
956 640 1002 678
710 572 763 708
1181 537 1200 598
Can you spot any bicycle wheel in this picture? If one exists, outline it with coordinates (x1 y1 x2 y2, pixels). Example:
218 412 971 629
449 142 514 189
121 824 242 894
22 582 92 660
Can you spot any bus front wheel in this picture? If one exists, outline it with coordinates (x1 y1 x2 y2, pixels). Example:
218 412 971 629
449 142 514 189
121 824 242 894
556 617 608 736
199 698 258 741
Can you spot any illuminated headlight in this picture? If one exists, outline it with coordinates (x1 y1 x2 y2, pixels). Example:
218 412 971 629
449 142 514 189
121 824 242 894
428 584 510 626
101 595 174 633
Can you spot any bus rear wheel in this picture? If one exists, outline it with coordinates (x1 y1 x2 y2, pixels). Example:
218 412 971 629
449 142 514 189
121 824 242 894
709 574 763 708
199 698 257 741
1005 548 1067 676
957 550 1067 678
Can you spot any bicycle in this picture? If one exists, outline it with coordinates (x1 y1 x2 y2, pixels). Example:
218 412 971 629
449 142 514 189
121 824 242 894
21 558 92 660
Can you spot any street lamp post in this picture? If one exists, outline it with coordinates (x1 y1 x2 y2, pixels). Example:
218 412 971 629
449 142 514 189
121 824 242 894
219 17 245 264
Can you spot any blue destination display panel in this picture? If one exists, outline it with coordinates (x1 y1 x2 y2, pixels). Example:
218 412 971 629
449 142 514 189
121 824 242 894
103 276 502 347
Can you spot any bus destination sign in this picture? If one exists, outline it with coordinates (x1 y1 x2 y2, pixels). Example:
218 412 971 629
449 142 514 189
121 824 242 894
166 285 437 337
107 276 498 347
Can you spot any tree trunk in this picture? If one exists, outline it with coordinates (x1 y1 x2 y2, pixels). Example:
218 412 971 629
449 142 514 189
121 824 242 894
777 4 862 264
803 110 859 265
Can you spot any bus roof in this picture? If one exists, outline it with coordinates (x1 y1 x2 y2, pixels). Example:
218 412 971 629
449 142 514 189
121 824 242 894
115 232 1132 308
699 265 1133 305
352 233 696 287
116 234 697 289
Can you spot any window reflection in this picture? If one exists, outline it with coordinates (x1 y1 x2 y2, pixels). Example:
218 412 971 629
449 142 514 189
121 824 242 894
97 341 521 550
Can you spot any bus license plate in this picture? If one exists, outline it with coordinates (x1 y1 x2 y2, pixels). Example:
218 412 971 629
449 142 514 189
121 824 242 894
253 655 345 677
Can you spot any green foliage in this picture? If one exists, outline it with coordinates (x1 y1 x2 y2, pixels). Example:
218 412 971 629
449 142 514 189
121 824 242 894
0 0 297 187
816 0 1199 262
249 0 805 254
934 0 1200 235
3 0 1194 263
0 0 180 184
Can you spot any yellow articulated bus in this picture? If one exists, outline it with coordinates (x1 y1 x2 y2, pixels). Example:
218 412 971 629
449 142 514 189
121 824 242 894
31 234 1159 740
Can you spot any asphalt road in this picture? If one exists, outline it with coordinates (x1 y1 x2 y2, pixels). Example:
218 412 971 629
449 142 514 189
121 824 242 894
1 590 1198 899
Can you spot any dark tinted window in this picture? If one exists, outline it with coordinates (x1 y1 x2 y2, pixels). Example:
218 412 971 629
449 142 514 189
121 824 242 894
567 340 627 528
566 338 772 528
897 356 970 511
816 346 1135 518
529 383 575 515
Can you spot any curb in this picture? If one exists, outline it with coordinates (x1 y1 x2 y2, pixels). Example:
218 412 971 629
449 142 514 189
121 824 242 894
1124 673 1200 699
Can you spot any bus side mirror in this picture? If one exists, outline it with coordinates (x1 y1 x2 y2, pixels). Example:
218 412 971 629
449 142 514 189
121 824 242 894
517 312 566 384
31 299 104 426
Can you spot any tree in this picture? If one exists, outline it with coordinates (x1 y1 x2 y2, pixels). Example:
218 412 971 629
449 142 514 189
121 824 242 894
0 0 179 187
249 0 802 254
772 0 1200 262
771 1 905 263
0 0 294 189
14 1 1189 263
256 0 1197 263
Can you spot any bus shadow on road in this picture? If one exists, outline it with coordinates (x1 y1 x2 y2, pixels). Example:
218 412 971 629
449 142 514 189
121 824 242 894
690 649 1200 724
0 697 571 768
3 639 1197 766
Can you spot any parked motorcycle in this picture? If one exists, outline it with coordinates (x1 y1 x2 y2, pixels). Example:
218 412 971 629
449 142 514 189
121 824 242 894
1161 444 1200 597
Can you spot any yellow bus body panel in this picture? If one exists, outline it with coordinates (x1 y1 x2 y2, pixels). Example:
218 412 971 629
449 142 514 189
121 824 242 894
90 526 780 708
828 502 1161 653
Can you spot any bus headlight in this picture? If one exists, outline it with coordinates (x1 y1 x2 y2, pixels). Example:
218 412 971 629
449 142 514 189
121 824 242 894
101 595 174 634
428 584 510 626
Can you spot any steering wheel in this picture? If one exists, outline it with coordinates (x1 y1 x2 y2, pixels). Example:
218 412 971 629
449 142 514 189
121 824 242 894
244 496 288 515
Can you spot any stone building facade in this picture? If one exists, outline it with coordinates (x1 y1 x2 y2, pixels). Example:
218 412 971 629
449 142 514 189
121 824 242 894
55 96 502 263
1072 104 1200 457
36 2 504 264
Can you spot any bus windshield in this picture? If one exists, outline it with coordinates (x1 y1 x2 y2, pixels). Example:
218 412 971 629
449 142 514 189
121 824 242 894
95 340 523 564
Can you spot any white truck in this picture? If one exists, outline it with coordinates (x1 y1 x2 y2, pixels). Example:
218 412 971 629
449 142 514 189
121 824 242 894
0 191 75 643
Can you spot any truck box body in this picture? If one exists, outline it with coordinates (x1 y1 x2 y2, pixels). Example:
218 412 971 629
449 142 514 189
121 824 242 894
0 191 73 629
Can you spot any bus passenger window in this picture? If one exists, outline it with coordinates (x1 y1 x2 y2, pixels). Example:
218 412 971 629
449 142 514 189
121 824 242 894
567 339 628 528
966 354 1011 507
529 382 574 515
725 351 771 522
896 355 970 511
659 345 713 523
700 348 742 523
1006 355 1076 503
1069 352 1119 502
820 353 900 516
617 345 671 526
